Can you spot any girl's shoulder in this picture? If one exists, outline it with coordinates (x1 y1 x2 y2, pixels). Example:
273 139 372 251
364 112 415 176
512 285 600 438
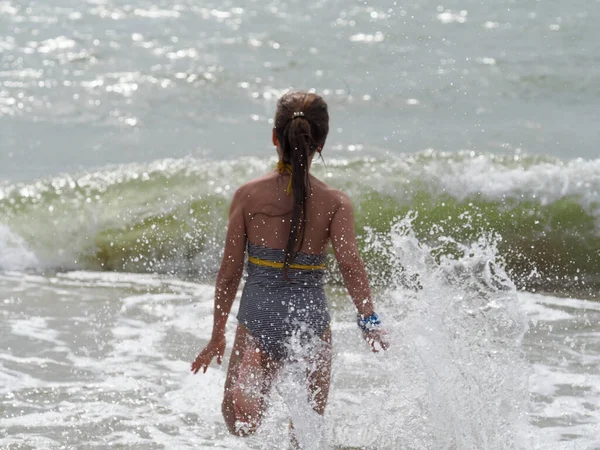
234 172 277 194
309 175 352 210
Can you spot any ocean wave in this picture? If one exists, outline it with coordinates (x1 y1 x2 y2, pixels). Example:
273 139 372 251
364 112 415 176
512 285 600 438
1 152 598 294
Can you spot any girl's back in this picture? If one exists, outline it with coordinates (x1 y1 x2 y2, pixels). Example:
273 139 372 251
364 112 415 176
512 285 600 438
240 171 345 255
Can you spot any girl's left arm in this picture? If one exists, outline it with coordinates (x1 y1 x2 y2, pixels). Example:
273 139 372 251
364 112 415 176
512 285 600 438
211 187 247 339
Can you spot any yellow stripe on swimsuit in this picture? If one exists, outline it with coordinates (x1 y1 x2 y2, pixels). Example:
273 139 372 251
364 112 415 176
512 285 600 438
248 255 325 271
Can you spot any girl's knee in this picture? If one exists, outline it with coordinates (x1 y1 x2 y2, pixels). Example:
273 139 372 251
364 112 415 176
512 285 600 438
222 393 262 437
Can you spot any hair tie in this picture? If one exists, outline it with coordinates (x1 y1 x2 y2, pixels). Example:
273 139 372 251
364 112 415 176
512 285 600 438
292 111 305 119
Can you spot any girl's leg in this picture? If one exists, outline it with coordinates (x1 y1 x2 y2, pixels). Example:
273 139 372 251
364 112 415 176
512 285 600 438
222 324 281 436
306 327 332 416
288 328 332 449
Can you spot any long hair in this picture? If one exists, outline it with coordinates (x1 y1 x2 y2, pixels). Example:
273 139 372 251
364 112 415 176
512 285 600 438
273 92 329 276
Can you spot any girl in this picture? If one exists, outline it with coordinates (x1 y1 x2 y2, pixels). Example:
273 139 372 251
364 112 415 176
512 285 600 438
191 91 388 437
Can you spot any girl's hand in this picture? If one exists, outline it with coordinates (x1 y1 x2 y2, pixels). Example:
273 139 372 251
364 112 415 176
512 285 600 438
362 329 389 352
191 334 226 374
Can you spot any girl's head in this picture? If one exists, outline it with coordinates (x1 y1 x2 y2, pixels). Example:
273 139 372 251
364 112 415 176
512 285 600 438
273 91 329 166
272 91 329 272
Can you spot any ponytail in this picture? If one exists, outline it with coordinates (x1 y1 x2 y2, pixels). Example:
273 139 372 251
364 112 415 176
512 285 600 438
282 117 313 275
273 92 329 278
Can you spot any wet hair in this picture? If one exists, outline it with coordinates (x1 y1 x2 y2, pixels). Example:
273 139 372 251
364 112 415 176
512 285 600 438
273 91 329 275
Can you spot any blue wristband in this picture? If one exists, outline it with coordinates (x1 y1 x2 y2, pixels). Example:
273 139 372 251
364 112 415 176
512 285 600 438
357 312 381 332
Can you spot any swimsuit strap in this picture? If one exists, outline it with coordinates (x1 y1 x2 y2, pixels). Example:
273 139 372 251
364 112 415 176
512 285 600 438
277 161 293 195
248 255 325 271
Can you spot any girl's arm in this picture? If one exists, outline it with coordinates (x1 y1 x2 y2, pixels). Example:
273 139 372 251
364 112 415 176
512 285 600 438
191 188 247 374
210 188 247 339
330 192 388 351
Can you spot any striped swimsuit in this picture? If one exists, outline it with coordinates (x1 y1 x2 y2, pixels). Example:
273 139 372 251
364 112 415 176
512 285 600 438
237 242 330 360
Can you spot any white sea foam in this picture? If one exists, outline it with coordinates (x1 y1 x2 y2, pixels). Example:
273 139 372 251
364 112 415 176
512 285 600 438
10 316 63 345
433 155 600 209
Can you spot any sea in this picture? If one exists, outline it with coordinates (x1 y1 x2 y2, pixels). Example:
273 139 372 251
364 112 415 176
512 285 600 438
1 0 599 448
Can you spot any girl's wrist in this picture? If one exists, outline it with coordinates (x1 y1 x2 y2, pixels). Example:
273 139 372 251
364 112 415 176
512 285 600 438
357 312 381 333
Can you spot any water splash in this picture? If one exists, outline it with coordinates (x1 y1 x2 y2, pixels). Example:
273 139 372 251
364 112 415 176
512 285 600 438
0 224 39 271
327 214 530 449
